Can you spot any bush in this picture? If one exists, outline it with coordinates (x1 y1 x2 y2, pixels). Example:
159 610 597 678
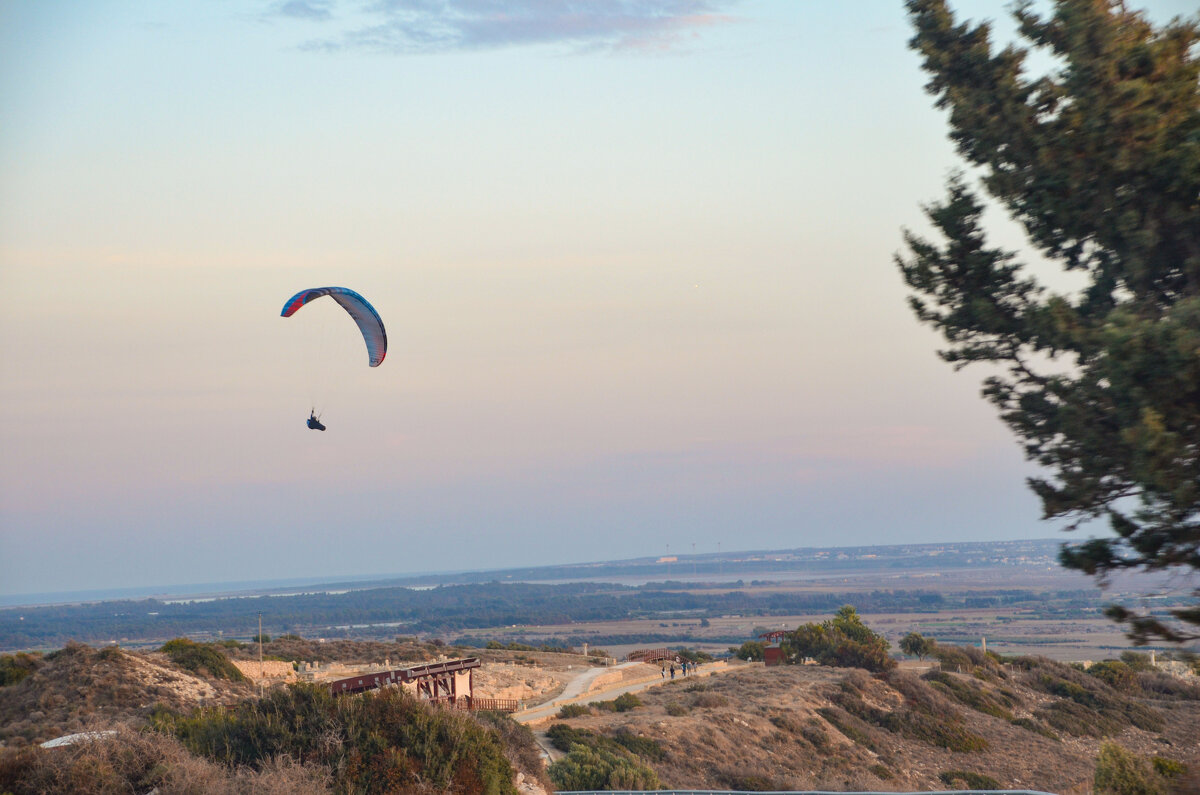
665 701 688 716
1010 717 1058 741
923 670 1016 719
159 638 245 682
816 707 876 750
548 744 660 791
1094 742 1165 795
1089 660 1138 692
1119 651 1156 672
591 693 643 712
556 703 590 719
836 673 989 753
546 724 596 753
0 726 334 795
154 683 517 794
544 725 662 791
610 729 665 761
0 653 42 687
1151 756 1187 780
733 641 765 661
940 770 1001 789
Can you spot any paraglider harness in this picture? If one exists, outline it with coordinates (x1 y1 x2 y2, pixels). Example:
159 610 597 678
307 410 326 431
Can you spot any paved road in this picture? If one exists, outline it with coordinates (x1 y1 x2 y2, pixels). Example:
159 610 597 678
514 660 741 762
513 661 648 725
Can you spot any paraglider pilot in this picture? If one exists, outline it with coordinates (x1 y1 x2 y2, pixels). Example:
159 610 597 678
307 411 326 431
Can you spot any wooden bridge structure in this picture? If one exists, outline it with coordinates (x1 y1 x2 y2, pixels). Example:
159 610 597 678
326 657 518 712
626 648 675 664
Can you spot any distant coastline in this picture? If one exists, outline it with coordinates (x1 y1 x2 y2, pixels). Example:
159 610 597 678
0 537 1063 610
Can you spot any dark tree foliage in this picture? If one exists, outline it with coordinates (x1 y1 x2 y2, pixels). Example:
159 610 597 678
785 606 896 672
899 0 1200 642
900 631 937 660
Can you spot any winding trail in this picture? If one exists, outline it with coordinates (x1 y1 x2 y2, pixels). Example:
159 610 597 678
512 660 741 762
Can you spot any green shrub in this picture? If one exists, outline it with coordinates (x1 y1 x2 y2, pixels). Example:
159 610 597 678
1037 699 1123 737
1151 756 1187 780
923 670 1016 719
548 744 660 791
159 638 244 681
665 701 688 716
733 641 765 661
557 703 590 719
610 730 665 761
723 772 778 791
816 707 875 750
546 724 597 753
0 652 42 686
1010 717 1058 741
940 770 1000 789
544 725 663 790
589 692 643 712
835 675 988 752
1031 666 1164 733
1094 742 1164 795
1089 660 1138 692
1119 651 1155 672
801 721 830 750
154 683 516 794
869 763 893 780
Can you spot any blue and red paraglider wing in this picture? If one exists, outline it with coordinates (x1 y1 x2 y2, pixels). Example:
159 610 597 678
280 286 387 367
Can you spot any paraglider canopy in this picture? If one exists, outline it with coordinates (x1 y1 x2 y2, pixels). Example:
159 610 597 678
281 286 387 367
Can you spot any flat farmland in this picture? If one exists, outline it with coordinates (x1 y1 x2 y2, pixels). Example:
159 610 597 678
451 559 1165 663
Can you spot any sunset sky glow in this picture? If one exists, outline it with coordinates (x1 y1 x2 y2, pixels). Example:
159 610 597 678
2 0 1194 597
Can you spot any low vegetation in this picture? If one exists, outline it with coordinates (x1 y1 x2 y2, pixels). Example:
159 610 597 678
0 725 332 795
159 638 245 682
0 653 42 687
1091 741 1193 795
940 770 1000 789
545 724 663 791
151 683 520 793
832 670 990 753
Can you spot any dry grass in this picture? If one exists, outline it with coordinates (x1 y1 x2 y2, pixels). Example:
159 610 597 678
0 643 252 747
544 659 1200 793
0 725 331 795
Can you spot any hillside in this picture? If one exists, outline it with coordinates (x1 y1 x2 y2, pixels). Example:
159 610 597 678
0 641 555 794
544 653 1200 793
5 638 1199 793
0 642 253 748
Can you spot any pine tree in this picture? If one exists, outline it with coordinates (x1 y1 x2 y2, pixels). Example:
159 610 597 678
899 0 1200 642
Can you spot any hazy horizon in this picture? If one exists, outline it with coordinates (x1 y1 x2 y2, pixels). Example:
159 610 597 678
4 0 1195 596
1 535 1068 609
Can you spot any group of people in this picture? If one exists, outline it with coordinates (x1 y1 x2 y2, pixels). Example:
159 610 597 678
659 658 697 680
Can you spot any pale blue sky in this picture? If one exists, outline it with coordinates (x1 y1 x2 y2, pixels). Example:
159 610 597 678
1 0 1194 596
